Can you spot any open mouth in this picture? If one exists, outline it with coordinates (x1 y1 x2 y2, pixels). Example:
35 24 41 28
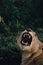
21 32 32 46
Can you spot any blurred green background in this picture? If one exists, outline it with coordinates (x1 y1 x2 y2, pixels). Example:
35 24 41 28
0 0 43 65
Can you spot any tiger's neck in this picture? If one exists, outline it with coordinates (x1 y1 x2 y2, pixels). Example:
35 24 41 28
21 49 42 65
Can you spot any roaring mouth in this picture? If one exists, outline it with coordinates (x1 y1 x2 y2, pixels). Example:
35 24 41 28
21 31 32 46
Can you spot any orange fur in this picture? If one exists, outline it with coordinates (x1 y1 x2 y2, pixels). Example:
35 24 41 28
17 29 43 65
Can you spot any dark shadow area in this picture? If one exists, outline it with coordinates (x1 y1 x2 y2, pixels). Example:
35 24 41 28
0 49 22 65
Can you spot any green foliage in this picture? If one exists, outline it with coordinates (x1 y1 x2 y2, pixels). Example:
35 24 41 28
0 0 43 65
0 34 21 65
0 0 43 33
36 28 43 42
